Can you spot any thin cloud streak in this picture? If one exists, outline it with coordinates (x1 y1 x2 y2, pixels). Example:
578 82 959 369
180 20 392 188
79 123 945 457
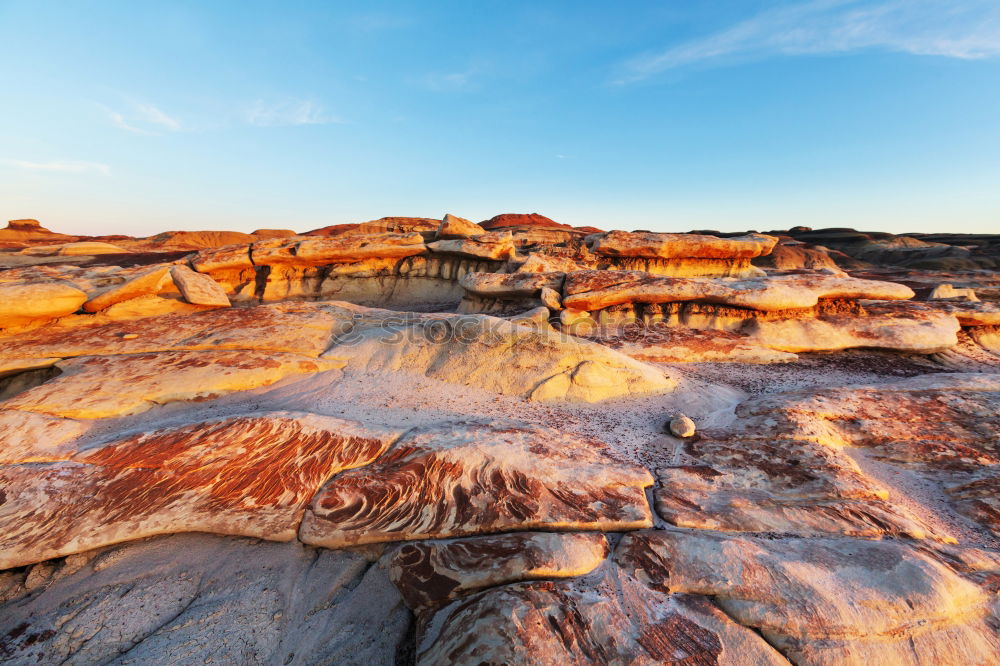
136 103 182 131
244 99 344 127
107 109 154 134
2 159 111 175
102 100 181 134
617 0 1000 82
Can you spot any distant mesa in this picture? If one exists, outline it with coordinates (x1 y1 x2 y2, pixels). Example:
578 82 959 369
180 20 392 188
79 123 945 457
251 229 297 239
481 213 604 236
0 218 75 243
147 230 257 250
482 212 563 230
7 219 44 231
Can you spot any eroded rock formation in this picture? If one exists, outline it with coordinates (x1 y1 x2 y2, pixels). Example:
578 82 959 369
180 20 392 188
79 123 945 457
1 215 998 664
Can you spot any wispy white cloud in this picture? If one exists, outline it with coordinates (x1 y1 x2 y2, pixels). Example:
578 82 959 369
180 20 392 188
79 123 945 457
107 109 154 135
616 0 1000 83
135 103 182 131
244 99 344 127
2 159 110 175
102 100 181 134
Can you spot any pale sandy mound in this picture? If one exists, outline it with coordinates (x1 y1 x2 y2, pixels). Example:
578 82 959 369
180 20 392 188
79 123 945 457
323 310 678 402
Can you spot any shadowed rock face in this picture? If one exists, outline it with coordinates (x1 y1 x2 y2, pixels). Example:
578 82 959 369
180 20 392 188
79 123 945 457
787 227 1000 271
0 413 402 568
300 422 655 548
0 534 411 665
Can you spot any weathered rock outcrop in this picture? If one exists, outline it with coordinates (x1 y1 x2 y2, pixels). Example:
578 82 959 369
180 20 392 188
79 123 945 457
82 265 172 313
2 217 999 664
299 422 654 548
617 530 1000 665
657 373 1000 539
323 311 676 402
389 532 608 610
419 566 790 665
589 230 778 260
561 271 913 312
169 264 230 307
0 281 88 329
3 351 341 419
0 301 352 360
0 413 401 568
435 213 485 239
746 308 960 353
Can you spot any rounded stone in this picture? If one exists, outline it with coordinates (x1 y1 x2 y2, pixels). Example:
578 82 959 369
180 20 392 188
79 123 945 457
668 414 696 438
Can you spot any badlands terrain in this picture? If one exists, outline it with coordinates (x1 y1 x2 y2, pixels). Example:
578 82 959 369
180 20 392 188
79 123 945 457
0 213 998 664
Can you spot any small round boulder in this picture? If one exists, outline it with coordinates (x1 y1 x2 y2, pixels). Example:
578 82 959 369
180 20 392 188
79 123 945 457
668 413 696 438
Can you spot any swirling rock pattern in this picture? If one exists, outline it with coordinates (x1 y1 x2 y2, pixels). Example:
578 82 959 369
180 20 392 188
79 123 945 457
299 422 654 548
0 412 402 568
388 531 608 610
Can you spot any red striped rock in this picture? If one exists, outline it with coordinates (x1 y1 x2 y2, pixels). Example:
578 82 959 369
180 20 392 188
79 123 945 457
616 530 999 665
3 350 342 419
655 373 1000 540
299 422 654 548
946 474 1000 537
655 439 947 541
388 532 608 610
0 412 402 568
418 568 789 665
733 373 1000 474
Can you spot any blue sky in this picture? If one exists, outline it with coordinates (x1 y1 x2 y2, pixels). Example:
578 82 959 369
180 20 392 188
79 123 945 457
1 0 998 236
